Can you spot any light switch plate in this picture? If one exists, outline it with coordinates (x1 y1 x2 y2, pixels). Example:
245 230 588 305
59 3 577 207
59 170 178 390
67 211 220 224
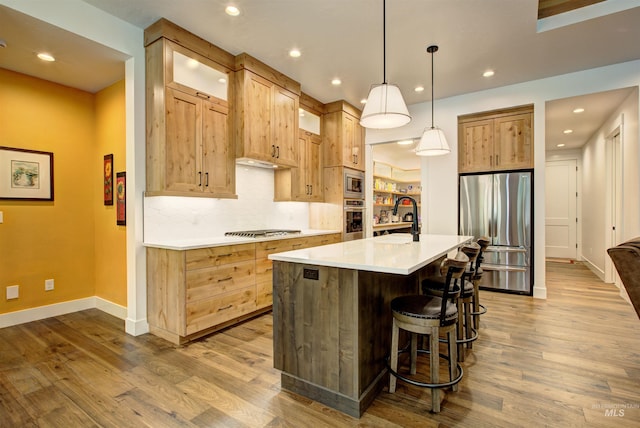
45 279 54 291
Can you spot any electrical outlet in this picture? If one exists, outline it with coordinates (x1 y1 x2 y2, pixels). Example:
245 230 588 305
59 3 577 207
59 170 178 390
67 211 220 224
6 285 19 300
45 279 54 291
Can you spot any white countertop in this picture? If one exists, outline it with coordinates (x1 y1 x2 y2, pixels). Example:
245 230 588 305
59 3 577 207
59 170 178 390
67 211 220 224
268 233 473 275
143 229 341 250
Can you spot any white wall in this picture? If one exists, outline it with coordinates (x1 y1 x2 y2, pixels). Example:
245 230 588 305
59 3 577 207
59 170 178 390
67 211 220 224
366 60 640 299
144 166 310 242
580 87 640 277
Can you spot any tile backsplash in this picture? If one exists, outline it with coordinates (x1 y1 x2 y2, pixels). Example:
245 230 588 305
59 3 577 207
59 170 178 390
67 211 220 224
144 165 310 242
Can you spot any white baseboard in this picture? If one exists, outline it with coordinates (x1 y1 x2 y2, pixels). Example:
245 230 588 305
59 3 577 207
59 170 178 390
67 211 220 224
126 317 150 336
95 297 127 320
0 297 95 328
581 256 605 281
0 297 127 329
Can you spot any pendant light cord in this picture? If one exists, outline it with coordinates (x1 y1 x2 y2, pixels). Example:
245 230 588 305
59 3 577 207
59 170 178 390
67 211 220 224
427 45 438 129
431 48 434 128
383 0 387 84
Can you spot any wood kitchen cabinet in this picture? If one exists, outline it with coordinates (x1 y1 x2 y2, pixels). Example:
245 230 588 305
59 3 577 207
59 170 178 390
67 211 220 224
235 54 301 168
147 233 342 344
323 101 365 171
458 105 534 173
274 130 323 202
147 243 258 345
145 21 236 198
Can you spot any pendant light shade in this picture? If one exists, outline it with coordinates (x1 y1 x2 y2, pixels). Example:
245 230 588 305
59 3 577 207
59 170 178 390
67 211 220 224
360 0 411 129
415 45 450 156
360 83 411 129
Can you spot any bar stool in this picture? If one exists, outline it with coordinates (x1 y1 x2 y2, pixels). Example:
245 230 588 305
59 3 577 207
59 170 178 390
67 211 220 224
388 251 468 413
470 237 490 331
422 242 480 361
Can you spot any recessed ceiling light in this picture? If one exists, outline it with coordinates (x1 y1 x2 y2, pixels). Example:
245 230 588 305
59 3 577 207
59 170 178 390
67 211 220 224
573 108 585 113
225 6 240 16
331 78 341 86
557 143 566 147
299 108 305 117
37 53 55 62
397 139 414 145
289 49 301 58
218 77 227 83
563 129 573 134
360 98 367 104
483 70 495 77
186 58 199 69
414 86 424 92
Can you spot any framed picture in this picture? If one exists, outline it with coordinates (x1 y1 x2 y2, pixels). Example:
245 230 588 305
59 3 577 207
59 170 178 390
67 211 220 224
116 171 126 226
104 154 113 205
0 146 54 201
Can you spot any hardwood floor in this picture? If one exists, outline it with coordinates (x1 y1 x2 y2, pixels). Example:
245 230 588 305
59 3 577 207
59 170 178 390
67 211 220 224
1 261 639 427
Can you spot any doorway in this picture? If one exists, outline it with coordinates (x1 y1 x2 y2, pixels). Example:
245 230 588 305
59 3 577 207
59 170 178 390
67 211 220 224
545 159 577 260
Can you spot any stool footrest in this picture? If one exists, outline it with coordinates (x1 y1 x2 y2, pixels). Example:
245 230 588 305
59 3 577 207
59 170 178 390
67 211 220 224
386 349 464 389
437 326 478 345
470 304 487 316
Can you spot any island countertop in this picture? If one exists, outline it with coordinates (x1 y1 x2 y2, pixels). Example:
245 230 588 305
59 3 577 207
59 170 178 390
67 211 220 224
268 233 473 275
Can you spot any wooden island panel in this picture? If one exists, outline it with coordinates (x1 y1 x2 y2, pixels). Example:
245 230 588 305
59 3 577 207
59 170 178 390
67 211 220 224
272 261 419 417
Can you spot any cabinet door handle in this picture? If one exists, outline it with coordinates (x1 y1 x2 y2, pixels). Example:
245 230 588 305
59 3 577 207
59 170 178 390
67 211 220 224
218 304 233 312
196 92 210 99
292 243 302 248
271 145 276 157
276 146 280 158
205 172 209 187
198 171 202 186
309 185 312 195
495 154 499 165
217 276 232 283
218 253 232 258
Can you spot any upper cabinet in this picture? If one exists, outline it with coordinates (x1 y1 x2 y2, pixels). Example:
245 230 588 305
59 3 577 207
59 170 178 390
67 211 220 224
458 105 534 173
323 101 365 171
274 93 324 202
234 54 301 168
145 20 236 198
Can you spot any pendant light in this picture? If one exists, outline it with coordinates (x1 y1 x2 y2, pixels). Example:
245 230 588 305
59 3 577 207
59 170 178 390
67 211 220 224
415 45 450 156
360 0 411 129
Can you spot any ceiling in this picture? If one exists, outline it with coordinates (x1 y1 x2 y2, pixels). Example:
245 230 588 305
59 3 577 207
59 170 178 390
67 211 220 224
1 0 639 156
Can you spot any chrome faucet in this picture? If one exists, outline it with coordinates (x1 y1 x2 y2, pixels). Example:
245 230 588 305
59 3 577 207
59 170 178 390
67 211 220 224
393 196 420 241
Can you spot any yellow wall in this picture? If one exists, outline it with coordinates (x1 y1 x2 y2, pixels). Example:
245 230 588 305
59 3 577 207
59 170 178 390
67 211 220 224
0 68 127 314
94 80 127 306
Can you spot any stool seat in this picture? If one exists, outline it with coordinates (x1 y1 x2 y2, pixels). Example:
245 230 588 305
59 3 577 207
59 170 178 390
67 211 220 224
391 295 457 326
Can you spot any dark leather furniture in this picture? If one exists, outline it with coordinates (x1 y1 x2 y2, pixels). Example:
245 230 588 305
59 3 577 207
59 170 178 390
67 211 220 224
607 237 640 320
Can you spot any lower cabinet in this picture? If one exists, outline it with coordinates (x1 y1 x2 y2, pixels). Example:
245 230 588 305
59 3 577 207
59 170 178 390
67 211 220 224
147 233 342 344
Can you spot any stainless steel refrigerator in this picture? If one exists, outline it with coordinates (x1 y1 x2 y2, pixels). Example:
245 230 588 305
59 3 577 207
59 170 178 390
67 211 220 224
459 171 533 295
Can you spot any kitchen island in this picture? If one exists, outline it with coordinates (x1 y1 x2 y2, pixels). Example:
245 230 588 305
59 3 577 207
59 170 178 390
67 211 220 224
269 233 472 417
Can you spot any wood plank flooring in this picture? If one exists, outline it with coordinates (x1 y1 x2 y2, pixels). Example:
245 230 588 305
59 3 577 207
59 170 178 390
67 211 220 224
1 261 640 427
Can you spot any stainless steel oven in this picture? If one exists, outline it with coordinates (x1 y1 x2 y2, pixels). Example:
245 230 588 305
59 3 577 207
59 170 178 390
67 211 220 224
344 199 364 241
344 168 364 199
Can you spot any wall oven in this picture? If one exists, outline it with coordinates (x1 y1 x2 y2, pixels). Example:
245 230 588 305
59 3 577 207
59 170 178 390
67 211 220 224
344 199 364 241
344 168 365 199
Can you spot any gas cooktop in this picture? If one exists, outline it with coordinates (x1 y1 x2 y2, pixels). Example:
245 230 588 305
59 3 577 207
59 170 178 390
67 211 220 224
224 229 301 238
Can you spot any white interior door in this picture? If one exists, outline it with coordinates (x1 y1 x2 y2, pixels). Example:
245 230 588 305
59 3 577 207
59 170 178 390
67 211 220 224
545 159 577 259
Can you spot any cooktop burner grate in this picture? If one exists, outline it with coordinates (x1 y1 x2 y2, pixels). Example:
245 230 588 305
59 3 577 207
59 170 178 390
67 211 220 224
225 229 301 238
